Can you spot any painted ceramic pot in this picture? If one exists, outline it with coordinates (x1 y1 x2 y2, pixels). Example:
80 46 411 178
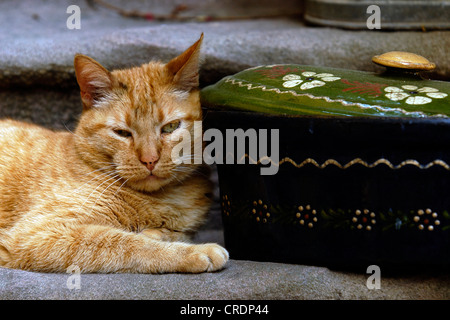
201 52 450 271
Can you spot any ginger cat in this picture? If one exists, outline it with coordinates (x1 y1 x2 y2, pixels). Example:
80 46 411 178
0 34 229 273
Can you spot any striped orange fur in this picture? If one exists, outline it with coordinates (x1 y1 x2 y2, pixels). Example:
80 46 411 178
0 34 229 273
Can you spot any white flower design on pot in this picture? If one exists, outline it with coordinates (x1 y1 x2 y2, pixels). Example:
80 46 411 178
384 85 448 105
282 72 341 90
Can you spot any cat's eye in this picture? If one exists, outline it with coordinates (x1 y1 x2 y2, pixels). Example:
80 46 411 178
161 121 180 134
113 129 132 138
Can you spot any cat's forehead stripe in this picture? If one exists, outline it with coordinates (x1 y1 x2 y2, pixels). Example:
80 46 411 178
106 117 126 129
111 64 198 126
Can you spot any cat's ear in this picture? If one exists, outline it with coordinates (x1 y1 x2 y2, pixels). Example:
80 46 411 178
166 33 203 92
74 54 113 110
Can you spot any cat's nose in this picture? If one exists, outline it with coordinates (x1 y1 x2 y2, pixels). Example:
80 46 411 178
140 154 159 171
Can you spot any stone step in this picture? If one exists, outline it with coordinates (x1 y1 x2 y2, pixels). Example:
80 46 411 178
1 1 449 91
1 259 449 300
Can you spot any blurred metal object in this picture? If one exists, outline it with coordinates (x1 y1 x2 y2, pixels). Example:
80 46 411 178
304 0 450 30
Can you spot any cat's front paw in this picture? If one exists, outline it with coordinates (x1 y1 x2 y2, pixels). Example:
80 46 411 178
184 243 229 273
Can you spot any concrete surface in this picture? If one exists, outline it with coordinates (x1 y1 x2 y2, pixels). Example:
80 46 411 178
1 0 449 90
1 260 449 300
0 0 449 300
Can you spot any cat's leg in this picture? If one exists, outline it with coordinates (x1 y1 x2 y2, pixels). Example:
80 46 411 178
141 228 192 242
8 223 228 273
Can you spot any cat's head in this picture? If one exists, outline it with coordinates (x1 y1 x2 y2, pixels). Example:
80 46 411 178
73 34 204 193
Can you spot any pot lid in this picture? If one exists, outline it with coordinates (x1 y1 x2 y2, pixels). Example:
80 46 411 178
201 52 450 118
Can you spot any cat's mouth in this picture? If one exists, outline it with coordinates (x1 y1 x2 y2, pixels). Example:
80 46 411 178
145 173 162 181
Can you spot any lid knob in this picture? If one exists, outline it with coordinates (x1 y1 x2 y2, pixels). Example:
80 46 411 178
372 51 436 71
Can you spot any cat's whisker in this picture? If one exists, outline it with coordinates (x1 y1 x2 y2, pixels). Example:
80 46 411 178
92 160 116 166
172 168 192 175
170 174 184 185
90 162 120 171
173 165 197 172
101 177 130 214
72 167 118 194
116 165 143 170
73 173 116 196
78 173 122 210
173 165 210 178
75 165 116 180
88 174 124 214
114 178 129 196
63 122 91 142
175 154 203 162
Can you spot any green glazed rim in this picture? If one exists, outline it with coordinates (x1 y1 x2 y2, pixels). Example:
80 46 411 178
201 64 450 118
